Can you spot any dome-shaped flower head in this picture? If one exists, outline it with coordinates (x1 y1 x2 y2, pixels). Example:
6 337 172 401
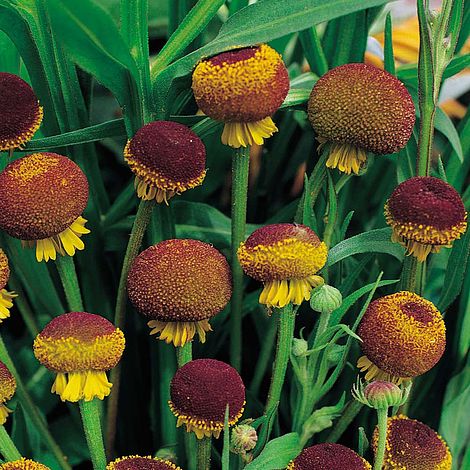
385 176 467 262
0 360 16 425
169 359 245 439
237 223 327 308
124 121 206 204
373 415 451 469
127 239 231 347
286 443 371 470
0 73 43 151
357 292 445 383
33 312 125 402
0 459 51 470
308 63 415 175
0 249 17 321
0 153 90 262
192 44 290 148
106 456 182 470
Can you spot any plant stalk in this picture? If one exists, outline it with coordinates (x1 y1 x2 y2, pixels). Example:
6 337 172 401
0 425 21 461
196 436 212 470
373 408 389 470
325 400 363 443
55 255 84 311
176 343 193 368
79 399 107 470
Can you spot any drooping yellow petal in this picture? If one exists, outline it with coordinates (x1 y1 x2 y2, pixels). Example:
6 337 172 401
221 117 278 148
0 404 12 425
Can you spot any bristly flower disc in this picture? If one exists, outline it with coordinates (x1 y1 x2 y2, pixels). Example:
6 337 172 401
385 176 467 261
0 73 43 151
308 63 415 175
106 456 182 470
192 44 289 148
169 359 245 439
0 360 16 425
0 249 16 322
0 459 51 470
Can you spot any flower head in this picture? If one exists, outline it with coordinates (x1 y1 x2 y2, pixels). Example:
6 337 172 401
124 121 206 204
0 73 43 150
238 223 327 308
286 443 371 470
169 359 245 439
0 249 17 322
33 312 125 402
192 44 289 148
106 456 181 470
128 239 231 347
373 415 452 469
0 153 90 262
357 292 445 383
308 63 415 174
385 176 467 261
0 360 16 425
0 459 51 470
353 379 410 410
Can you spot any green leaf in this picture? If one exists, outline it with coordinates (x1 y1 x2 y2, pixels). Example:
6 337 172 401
383 12 395 75
245 433 302 470
222 405 230 470
434 107 464 162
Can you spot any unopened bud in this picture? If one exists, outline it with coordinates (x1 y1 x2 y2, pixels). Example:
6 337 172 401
310 284 342 314
292 338 309 356
231 424 258 455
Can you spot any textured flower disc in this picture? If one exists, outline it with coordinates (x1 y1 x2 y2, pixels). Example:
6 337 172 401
238 223 328 308
127 239 232 323
169 359 245 439
357 292 445 381
385 176 467 261
0 153 89 240
0 73 43 150
0 360 16 404
192 44 289 123
124 121 206 203
373 415 452 470
0 459 51 470
106 456 181 470
308 63 415 155
286 443 372 470
0 249 9 290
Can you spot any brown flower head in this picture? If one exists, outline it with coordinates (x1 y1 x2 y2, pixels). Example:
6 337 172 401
0 249 16 322
106 456 182 470
0 360 16 425
0 459 51 470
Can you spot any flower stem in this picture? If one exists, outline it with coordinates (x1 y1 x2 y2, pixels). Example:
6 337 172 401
399 256 418 292
373 408 389 470
55 255 84 311
176 343 192 368
230 146 250 371
314 311 330 345
196 436 212 470
0 425 21 461
79 399 107 470
325 400 363 443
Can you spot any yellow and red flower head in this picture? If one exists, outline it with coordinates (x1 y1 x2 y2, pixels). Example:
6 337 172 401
0 152 90 262
0 459 51 470
357 292 445 383
286 443 371 470
0 249 16 322
127 239 232 347
373 415 451 470
106 456 181 470
0 73 43 151
124 121 206 204
192 44 290 148
33 312 125 402
385 176 467 262
238 223 327 308
0 360 16 425
308 63 415 175
169 359 245 439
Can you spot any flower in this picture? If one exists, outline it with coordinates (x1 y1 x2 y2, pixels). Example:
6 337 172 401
357 292 445 383
33 312 125 402
127 239 231 347
286 443 371 470
373 415 452 469
0 459 51 470
106 456 181 470
353 379 410 410
169 359 245 439
238 223 327 308
385 176 467 262
307 63 415 175
0 360 16 425
0 249 17 321
309 284 342 314
0 153 90 262
192 44 290 148
124 121 206 204
0 73 43 151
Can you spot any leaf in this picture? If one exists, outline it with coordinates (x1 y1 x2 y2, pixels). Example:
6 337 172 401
245 433 302 470
327 228 405 266
222 405 230 470
434 107 464 162
383 12 395 75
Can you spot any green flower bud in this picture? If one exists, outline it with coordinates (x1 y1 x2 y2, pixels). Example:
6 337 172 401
310 284 342 314
292 338 309 357
231 424 258 455
353 379 411 410
155 447 178 463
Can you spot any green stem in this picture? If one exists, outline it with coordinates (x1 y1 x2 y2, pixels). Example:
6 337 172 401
398 256 418 292
176 343 193 368
196 436 212 470
230 146 250 371
325 400 363 443
0 335 71 470
79 399 107 470
314 311 330 345
298 27 329 76
373 408 389 470
55 255 84 311
0 425 21 461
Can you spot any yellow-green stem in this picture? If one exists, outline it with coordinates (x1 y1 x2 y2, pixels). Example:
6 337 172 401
55 255 84 311
79 399 107 470
373 408 389 470
0 425 21 461
196 436 212 470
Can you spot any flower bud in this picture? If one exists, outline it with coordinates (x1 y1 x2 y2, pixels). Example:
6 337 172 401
292 338 309 357
310 284 342 314
353 379 410 410
231 424 258 455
